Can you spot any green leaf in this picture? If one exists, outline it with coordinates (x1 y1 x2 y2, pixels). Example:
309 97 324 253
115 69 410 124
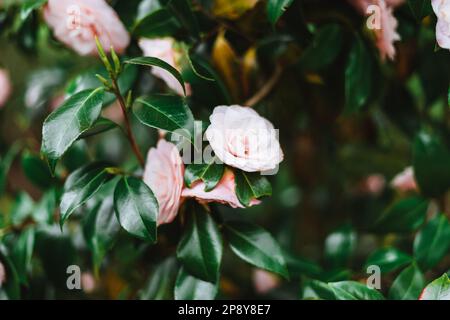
324 224 356 268
11 192 34 227
33 188 57 225
374 196 428 233
235 171 272 207
345 37 372 114
41 88 105 164
140 257 178 300
20 0 48 21
267 0 294 25
167 0 200 38
83 195 120 272
328 281 384 300
177 206 223 283
184 161 224 192
365 247 412 274
420 274 450 300
407 0 433 21
113 176 159 242
78 118 118 140
0 245 21 300
174 267 218 300
0 143 21 196
60 162 113 228
413 131 450 197
300 24 343 71
133 9 180 38
21 151 54 189
11 227 35 285
126 57 186 95
414 214 450 270
389 264 425 300
302 280 336 300
133 94 195 143
225 221 288 279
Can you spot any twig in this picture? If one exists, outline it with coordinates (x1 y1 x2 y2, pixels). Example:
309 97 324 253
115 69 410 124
110 78 145 168
245 64 283 107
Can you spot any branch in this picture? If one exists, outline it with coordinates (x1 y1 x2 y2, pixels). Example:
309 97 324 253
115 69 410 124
244 64 283 107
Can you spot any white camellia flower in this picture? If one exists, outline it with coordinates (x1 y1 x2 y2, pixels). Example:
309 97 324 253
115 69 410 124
205 106 284 173
432 0 450 49
43 0 130 56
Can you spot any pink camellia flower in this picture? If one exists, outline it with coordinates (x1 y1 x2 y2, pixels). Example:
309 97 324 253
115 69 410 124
348 0 401 60
252 269 280 294
391 166 419 193
0 262 5 287
182 169 261 208
0 69 12 108
432 0 450 49
43 0 130 56
205 106 284 173
138 38 191 96
81 272 96 294
143 140 185 225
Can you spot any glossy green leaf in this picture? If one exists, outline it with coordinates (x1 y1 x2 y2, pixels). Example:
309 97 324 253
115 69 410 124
60 162 112 228
235 171 272 207
177 206 223 283
33 188 57 225
21 151 54 189
174 267 218 300
133 94 195 143
328 281 384 300
184 161 224 192
78 118 118 140
83 195 120 272
389 264 425 300
419 274 450 300
126 57 186 95
20 0 47 21
324 224 356 268
365 247 412 274
300 24 343 71
133 9 180 38
11 227 35 285
168 0 200 38
267 0 294 25
374 196 428 233
414 214 450 270
345 37 372 114
225 221 288 279
413 132 450 197
113 176 159 242
41 88 105 164
11 192 34 227
302 280 336 300
140 257 178 300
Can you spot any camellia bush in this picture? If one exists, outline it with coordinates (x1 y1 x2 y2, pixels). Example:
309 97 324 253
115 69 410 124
0 0 449 300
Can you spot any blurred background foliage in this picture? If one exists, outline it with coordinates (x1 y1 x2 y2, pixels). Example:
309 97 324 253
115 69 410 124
0 0 449 300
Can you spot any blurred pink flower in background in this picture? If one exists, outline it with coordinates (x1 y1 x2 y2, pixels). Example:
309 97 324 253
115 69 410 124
138 38 191 96
348 0 402 60
391 166 419 193
432 0 450 49
44 0 130 56
360 174 386 195
182 169 261 208
252 269 280 294
81 272 96 293
0 262 5 287
143 140 185 226
0 69 12 108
